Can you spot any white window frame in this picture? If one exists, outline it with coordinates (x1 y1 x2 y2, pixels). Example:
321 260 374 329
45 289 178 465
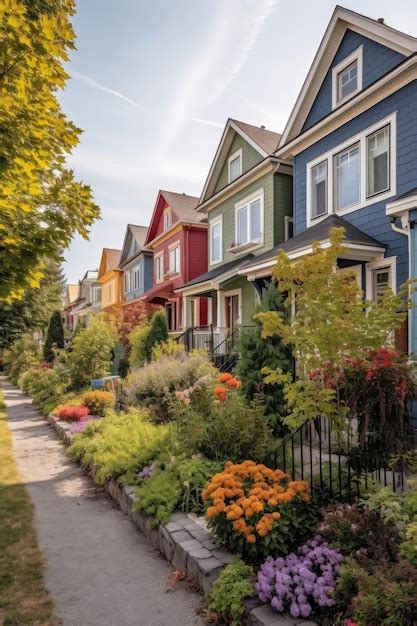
155 253 164 283
338 264 363 290
106 280 115 304
332 46 363 109
228 148 242 183
132 265 140 291
124 269 131 294
365 257 397 301
209 215 223 265
224 288 242 326
168 243 180 275
306 113 396 227
234 189 264 250
163 209 171 231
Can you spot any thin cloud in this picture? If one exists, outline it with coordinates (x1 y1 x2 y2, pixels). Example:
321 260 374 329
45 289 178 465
70 70 149 112
191 117 224 129
153 0 279 156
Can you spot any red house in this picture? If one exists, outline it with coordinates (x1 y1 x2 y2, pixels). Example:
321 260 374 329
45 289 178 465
143 190 208 332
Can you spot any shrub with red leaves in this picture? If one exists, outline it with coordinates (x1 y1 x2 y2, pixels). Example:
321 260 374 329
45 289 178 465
57 405 90 421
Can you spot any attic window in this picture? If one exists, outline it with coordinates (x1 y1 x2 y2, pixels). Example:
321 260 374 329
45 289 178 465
163 210 171 231
228 149 242 183
332 47 363 109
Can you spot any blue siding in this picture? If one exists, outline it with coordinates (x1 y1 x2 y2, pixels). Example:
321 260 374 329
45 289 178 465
294 82 417 289
303 30 406 131
123 253 153 300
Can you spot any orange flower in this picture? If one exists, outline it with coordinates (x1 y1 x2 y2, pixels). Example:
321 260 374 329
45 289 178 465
218 372 233 383
246 534 256 543
226 376 240 388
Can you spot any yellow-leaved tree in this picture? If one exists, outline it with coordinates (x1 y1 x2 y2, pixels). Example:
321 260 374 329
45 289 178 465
0 0 100 302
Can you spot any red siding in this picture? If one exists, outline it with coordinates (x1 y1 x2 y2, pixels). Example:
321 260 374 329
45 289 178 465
186 227 208 282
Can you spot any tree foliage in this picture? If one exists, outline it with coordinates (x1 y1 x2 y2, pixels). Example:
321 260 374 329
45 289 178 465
145 310 168 360
256 228 411 428
0 0 99 301
237 281 292 433
43 310 64 362
68 313 117 388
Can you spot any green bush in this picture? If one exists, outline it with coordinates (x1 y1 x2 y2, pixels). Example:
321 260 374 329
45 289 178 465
145 310 168 360
205 560 255 626
400 521 417 565
125 350 216 421
335 557 417 626
172 384 271 462
134 456 221 526
68 313 117 388
43 310 64 362
128 324 150 368
67 408 171 484
19 366 69 414
4 335 39 384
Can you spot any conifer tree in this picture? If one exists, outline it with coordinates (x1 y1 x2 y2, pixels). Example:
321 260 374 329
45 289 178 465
43 310 64 362
237 281 293 434
145 310 168 360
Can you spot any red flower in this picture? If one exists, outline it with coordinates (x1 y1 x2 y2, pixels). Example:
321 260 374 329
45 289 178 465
57 405 90 421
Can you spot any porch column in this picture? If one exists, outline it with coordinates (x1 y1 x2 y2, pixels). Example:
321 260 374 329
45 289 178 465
183 295 191 329
216 289 225 328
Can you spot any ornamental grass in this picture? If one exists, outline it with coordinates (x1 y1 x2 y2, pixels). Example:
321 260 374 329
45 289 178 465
203 460 318 561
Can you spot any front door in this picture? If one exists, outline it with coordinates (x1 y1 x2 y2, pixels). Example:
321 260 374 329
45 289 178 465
225 294 240 332
166 302 176 332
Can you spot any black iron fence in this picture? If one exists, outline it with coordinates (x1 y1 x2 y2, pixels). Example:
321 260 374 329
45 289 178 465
263 415 406 500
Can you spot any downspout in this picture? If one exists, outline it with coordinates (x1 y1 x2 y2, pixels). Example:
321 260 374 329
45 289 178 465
390 216 408 237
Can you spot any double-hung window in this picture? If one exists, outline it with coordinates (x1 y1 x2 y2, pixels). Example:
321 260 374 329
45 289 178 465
163 210 171 231
124 270 131 294
338 61 358 102
155 255 163 282
210 217 222 264
228 150 242 183
332 47 363 109
311 161 328 219
169 245 180 274
235 193 263 247
132 266 140 290
334 143 360 211
367 126 389 197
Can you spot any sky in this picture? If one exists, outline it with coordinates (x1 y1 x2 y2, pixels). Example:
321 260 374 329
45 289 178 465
61 0 417 283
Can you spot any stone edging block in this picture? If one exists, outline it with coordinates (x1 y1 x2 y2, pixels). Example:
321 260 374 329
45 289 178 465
46 413 317 626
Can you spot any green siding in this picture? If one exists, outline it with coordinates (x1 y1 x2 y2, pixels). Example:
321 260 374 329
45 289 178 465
273 174 293 245
209 171 275 265
222 275 257 326
213 133 263 194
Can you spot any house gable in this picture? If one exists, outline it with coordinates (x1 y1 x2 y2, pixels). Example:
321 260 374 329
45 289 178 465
303 29 406 131
212 132 264 195
200 119 280 204
279 6 417 147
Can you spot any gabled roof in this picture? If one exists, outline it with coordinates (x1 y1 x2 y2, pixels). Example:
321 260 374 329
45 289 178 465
279 6 417 147
65 284 79 305
119 224 150 267
80 269 98 283
200 118 281 204
98 248 122 279
241 214 386 273
145 190 202 245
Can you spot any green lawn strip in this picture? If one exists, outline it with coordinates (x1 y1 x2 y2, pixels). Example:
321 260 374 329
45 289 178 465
0 389 58 625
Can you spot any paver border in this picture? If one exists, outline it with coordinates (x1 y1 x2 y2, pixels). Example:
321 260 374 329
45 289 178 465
46 412 316 626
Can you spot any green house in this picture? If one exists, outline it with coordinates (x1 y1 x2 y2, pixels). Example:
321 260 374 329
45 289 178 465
177 118 293 351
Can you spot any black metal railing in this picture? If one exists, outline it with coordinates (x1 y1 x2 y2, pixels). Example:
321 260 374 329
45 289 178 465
263 415 406 500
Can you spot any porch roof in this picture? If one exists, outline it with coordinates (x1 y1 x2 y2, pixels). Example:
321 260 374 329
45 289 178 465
240 215 386 277
142 280 176 303
176 254 254 294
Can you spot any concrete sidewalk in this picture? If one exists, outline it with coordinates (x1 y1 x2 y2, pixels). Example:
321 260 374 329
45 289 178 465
1 378 203 626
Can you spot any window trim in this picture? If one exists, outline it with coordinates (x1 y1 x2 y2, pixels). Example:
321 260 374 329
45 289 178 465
365 257 396 301
209 215 223 266
311 159 328 219
284 216 294 242
124 269 131 294
132 265 140 291
228 148 242 183
106 280 115 304
366 124 390 199
333 141 361 211
154 253 164 284
332 46 363 109
168 242 181 276
306 113 396 227
233 188 264 251
163 209 171 231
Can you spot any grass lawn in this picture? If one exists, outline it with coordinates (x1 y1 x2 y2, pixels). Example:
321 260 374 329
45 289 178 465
0 388 58 625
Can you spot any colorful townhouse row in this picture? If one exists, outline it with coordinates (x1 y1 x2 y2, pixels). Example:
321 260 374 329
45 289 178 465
65 6 417 358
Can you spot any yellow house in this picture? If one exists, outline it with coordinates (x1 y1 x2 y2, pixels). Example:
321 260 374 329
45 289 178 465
98 248 123 313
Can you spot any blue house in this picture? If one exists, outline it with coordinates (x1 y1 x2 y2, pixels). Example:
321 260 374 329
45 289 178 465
118 224 153 305
244 6 417 355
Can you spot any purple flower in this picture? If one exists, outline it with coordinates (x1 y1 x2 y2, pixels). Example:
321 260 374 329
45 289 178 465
138 465 153 479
